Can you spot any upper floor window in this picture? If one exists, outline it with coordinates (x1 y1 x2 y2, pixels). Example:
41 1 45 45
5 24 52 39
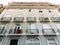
48 39 57 45
42 23 51 29
9 24 22 34
27 23 39 34
26 37 40 45
0 24 5 34
10 39 18 45
28 23 36 29
42 23 55 34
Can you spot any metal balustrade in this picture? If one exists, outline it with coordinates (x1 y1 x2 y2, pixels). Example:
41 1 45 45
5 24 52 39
0 17 11 22
51 17 60 22
27 17 36 22
14 17 24 22
39 17 49 22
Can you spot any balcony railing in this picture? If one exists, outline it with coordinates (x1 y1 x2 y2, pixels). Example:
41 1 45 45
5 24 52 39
0 17 11 22
26 29 39 34
39 17 49 22
14 17 24 22
51 17 60 22
27 17 36 22
42 29 55 35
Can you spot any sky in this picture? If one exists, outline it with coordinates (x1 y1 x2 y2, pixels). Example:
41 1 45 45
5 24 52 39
0 0 60 5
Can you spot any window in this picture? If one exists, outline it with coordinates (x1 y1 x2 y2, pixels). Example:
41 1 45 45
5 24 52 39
10 39 18 45
14 24 22 34
27 43 40 45
28 23 36 29
26 37 40 45
9 24 22 34
42 24 51 29
27 23 38 34
48 39 57 45
42 24 55 34
0 24 5 34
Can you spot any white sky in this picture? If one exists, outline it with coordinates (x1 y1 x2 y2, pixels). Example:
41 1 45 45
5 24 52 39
0 0 60 5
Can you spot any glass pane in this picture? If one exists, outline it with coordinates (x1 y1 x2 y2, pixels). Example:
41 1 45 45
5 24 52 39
42 24 51 29
48 39 57 45
49 43 57 45
28 24 36 29
27 43 40 45
44 29 53 33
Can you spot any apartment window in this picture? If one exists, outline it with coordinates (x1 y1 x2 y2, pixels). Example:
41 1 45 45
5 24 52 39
26 37 40 45
27 23 38 34
42 24 51 29
48 39 57 45
15 24 22 34
9 24 22 34
10 39 18 45
0 24 5 34
42 24 54 34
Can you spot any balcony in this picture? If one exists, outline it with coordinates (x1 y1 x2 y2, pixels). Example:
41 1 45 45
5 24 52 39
27 17 36 22
26 29 39 35
42 29 55 35
39 17 49 22
14 17 24 22
0 17 11 22
51 17 60 22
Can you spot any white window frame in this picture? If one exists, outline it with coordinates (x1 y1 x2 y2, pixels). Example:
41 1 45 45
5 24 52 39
47 38 57 45
26 37 41 45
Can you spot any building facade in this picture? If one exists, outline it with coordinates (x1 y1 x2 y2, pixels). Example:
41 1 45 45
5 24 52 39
0 4 4 14
0 2 60 45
